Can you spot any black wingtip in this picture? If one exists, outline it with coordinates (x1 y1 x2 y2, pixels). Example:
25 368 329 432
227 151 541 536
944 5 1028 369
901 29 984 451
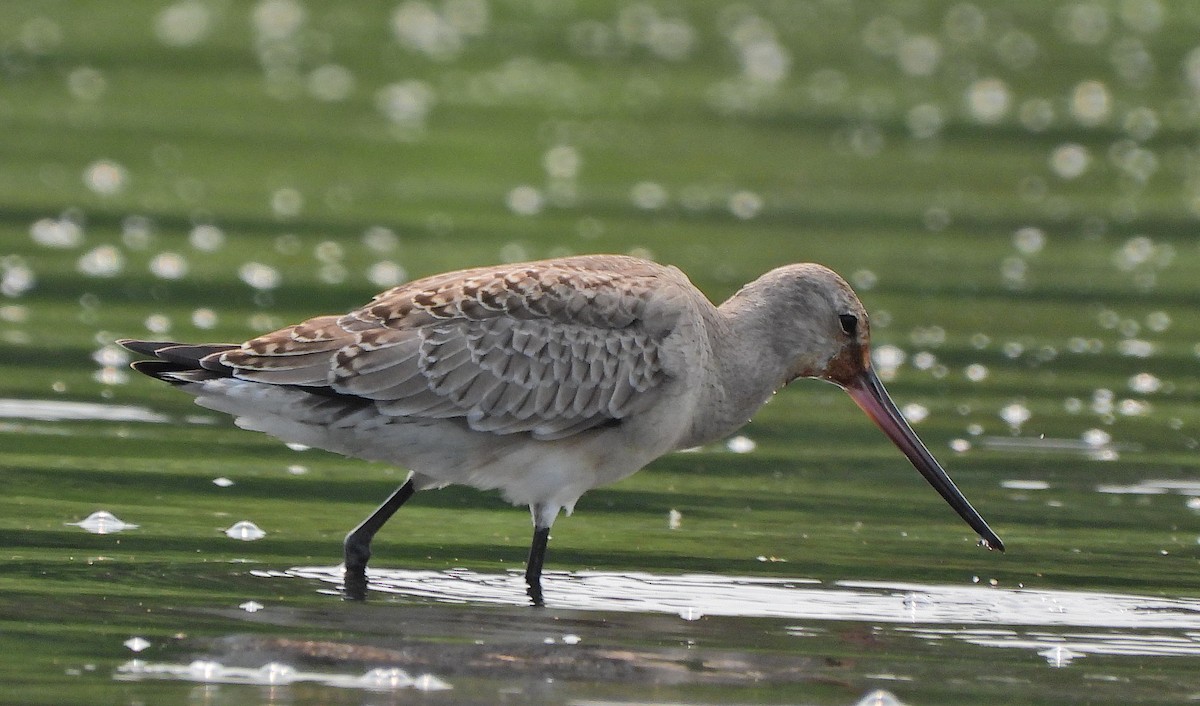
130 360 192 383
118 339 180 357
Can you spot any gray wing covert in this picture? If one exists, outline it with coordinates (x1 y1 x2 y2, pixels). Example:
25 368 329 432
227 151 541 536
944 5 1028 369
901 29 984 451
215 258 677 440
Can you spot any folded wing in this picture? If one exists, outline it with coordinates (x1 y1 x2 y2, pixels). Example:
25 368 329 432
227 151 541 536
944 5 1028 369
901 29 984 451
214 256 677 440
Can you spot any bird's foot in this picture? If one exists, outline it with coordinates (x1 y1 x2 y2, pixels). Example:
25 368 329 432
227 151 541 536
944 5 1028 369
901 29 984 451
525 578 545 607
342 539 372 601
343 564 369 601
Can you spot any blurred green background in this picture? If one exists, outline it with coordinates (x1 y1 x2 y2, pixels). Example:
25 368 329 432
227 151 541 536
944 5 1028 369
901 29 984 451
2 1 1199 704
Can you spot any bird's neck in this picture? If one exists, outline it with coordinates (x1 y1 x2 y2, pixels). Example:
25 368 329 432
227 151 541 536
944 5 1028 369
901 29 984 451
675 293 803 449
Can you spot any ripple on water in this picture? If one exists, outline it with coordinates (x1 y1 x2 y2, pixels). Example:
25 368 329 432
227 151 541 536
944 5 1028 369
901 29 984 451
268 566 1200 632
115 659 451 691
256 567 1200 668
0 398 169 424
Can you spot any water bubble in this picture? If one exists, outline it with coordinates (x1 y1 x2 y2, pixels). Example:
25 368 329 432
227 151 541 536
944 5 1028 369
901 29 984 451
0 305 27 323
144 314 171 334
313 240 343 264
1000 256 1027 288
1018 99 1055 132
187 660 225 680
367 261 407 288
191 308 217 329
852 270 878 290
1144 311 1170 332
1120 0 1164 33
873 344 906 372
124 637 151 653
726 435 756 453
679 606 704 621
84 160 127 196
944 3 987 44
897 35 941 77
965 364 989 382
253 0 305 40
966 78 1010 124
1109 140 1158 183
20 16 63 55
543 145 581 180
950 438 971 453
1128 372 1162 394
270 187 302 218
257 662 297 685
1002 479 1050 490
188 224 225 251
728 190 763 219
506 185 544 216
213 477 234 487
155 0 212 47
375 81 435 135
31 217 84 248
1184 46 1200 92
224 520 266 541
912 351 937 370
308 64 355 102
92 345 129 368
631 181 668 210
1058 3 1109 44
391 1 467 61
1111 37 1155 86
238 262 280 290
1050 144 1090 179
69 510 139 534
77 246 123 277
854 689 905 706
286 464 307 475
862 15 904 56
360 667 413 689
643 17 696 62
808 68 848 105
68 66 107 101
668 509 682 530
906 103 944 139
727 15 790 83
1070 80 1112 126
149 252 188 280
1012 226 1045 255
1039 645 1083 667
995 29 1038 70
1000 402 1031 430
239 601 264 613
412 673 452 691
362 226 398 253
902 403 929 424
122 216 155 249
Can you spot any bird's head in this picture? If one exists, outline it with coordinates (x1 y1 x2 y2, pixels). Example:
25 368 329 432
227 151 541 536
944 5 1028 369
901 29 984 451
748 263 1004 553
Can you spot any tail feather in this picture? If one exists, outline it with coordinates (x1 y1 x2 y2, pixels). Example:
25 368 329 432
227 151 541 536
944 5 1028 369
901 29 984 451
130 360 224 385
119 339 238 376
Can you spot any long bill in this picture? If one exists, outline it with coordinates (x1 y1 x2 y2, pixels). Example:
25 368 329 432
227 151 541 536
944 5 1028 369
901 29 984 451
843 368 1004 552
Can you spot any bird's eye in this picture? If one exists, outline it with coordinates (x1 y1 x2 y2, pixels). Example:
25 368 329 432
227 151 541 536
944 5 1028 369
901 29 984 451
838 313 858 336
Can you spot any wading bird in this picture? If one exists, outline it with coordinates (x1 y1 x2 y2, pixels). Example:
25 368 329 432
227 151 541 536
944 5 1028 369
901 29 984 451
121 255 1002 604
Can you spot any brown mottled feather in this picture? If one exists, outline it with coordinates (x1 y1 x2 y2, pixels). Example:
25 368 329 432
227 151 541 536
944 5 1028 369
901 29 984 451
211 255 680 439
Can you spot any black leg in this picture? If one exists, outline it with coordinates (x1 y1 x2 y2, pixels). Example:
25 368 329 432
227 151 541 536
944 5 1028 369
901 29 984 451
343 478 415 600
525 525 550 606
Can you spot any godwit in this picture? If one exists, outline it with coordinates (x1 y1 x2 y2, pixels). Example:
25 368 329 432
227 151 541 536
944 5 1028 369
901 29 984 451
120 254 1002 603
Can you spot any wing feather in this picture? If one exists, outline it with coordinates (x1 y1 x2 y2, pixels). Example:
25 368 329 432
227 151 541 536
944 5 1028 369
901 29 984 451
212 255 684 437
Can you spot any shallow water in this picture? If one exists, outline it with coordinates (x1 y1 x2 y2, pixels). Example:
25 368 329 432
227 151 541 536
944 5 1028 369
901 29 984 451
4 0 1200 704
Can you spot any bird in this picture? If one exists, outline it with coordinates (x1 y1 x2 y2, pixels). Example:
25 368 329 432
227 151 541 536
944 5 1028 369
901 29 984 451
120 254 1003 604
